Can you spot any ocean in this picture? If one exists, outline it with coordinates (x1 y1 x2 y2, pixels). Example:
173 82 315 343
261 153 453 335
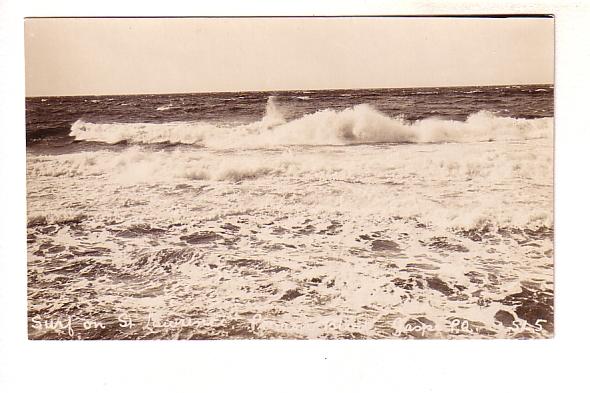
26 85 554 339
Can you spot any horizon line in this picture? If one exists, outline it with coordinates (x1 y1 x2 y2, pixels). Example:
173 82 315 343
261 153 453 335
25 82 554 98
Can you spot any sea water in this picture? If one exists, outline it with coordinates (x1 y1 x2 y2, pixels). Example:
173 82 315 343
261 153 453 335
26 85 554 339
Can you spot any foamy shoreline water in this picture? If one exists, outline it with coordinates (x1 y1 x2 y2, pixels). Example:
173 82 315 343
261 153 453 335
27 137 553 339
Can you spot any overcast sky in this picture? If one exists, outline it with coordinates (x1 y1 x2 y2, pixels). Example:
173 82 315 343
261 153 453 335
24 17 554 96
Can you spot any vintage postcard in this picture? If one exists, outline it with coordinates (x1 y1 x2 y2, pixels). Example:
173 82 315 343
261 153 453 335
25 16 554 339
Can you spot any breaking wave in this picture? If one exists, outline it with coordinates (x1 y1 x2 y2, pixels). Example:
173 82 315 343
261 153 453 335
70 97 552 149
156 104 175 111
27 142 554 231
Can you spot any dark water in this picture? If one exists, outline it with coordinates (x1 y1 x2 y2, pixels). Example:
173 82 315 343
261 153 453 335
26 85 553 148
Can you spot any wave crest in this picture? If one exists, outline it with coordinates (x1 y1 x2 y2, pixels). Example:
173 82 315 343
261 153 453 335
69 98 552 149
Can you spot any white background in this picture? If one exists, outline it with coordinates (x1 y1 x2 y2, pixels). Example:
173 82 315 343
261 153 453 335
1 1 588 392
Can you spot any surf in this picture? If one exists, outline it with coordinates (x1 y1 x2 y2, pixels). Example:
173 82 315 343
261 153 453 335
69 97 553 149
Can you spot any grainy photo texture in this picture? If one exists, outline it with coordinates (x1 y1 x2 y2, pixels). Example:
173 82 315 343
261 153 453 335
25 17 554 339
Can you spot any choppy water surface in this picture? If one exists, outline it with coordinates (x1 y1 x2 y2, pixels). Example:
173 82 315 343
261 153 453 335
27 85 553 339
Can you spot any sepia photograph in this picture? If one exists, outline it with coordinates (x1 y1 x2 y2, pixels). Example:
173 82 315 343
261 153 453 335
25 16 554 340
